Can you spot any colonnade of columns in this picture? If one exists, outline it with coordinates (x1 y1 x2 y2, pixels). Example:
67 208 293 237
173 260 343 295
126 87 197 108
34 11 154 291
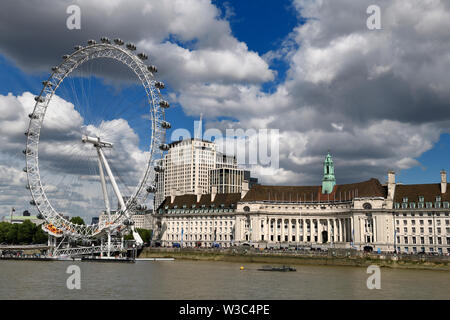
264 217 352 244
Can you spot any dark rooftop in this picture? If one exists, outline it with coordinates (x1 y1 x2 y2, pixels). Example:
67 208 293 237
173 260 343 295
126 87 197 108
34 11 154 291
242 178 386 202
159 193 241 210
393 183 449 203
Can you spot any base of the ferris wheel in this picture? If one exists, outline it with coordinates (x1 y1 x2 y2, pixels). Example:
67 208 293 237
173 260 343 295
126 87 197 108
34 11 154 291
46 235 140 260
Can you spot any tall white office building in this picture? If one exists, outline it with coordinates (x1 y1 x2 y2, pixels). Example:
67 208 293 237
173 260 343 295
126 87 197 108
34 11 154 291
154 138 239 208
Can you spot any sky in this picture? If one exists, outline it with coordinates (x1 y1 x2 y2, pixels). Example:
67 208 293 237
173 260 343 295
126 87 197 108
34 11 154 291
0 0 450 221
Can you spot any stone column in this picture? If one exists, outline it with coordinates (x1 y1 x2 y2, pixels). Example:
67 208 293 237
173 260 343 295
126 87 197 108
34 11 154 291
302 219 305 242
288 219 292 243
373 216 377 243
274 219 278 242
328 219 332 243
350 217 354 245
329 219 333 243
334 219 338 243
318 219 323 244
361 217 365 243
338 219 342 243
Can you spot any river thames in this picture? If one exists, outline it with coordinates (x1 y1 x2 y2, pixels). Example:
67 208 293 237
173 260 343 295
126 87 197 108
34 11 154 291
0 260 449 299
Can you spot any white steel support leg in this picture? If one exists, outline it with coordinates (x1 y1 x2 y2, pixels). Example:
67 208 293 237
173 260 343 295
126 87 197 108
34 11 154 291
98 147 143 245
96 148 112 257
96 148 111 217
97 147 126 212
82 135 144 247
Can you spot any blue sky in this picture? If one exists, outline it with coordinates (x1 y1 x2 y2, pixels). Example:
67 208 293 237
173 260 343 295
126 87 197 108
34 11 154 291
0 0 450 218
0 0 445 185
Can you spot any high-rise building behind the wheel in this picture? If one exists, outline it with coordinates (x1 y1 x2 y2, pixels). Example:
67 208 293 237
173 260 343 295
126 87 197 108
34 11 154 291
154 138 255 209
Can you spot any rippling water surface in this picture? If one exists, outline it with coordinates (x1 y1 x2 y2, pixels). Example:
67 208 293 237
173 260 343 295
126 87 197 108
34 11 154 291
0 260 448 299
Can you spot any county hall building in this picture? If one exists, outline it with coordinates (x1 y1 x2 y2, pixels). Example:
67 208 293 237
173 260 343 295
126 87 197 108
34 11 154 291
154 153 450 254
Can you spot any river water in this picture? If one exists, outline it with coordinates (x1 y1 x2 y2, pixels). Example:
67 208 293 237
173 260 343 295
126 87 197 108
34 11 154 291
0 260 448 299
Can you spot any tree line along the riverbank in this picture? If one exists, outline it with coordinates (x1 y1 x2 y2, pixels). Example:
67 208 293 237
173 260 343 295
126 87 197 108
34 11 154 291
0 216 153 245
0 220 48 244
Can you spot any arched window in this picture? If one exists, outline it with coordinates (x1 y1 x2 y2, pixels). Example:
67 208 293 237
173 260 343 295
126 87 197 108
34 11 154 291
363 203 372 210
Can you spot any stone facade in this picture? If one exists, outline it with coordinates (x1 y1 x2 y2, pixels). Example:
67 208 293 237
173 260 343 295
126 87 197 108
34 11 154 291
154 169 450 254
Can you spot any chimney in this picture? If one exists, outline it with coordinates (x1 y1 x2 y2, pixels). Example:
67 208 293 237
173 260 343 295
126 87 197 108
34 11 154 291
441 170 447 194
195 187 202 202
211 186 217 202
241 180 249 199
387 170 396 200
170 189 176 204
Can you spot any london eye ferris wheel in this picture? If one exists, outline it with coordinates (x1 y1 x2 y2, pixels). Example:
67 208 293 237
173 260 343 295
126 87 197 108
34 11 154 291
24 37 171 245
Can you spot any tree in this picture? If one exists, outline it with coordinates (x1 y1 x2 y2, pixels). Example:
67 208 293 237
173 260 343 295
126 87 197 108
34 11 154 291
17 220 34 243
137 228 152 243
6 223 18 244
70 216 85 225
32 227 48 244
0 222 11 243
123 228 152 243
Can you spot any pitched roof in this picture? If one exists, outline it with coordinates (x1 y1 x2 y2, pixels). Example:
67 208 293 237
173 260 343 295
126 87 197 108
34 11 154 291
393 183 449 203
159 193 241 210
242 178 386 202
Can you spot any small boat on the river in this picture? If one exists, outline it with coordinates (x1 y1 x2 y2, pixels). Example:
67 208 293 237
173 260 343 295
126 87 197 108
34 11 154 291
258 265 296 272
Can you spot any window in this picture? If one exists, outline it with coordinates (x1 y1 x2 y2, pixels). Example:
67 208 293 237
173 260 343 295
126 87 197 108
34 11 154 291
436 196 441 202
403 197 408 203
419 196 424 202
363 203 372 210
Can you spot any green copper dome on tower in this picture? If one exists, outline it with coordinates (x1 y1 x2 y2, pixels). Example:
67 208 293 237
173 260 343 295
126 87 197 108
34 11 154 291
322 151 336 194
